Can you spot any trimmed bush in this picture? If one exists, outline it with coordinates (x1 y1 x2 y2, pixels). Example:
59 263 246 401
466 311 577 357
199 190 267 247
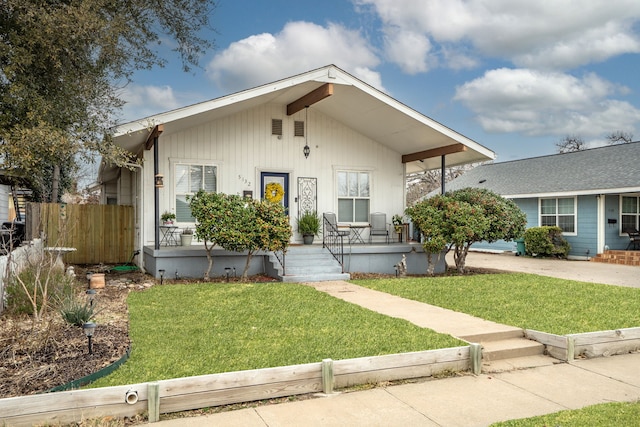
524 226 570 258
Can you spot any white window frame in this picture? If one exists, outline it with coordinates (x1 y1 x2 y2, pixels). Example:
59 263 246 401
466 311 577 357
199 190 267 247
538 197 577 236
336 169 371 224
620 195 640 234
173 161 219 223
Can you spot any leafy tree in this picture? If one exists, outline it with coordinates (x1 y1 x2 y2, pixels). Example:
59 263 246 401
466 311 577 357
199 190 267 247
407 188 526 274
448 188 526 272
555 135 586 153
188 191 291 280
405 197 449 275
188 190 226 280
0 0 216 200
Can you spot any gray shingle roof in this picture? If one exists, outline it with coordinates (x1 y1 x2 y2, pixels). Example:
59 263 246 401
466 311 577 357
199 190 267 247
444 142 640 197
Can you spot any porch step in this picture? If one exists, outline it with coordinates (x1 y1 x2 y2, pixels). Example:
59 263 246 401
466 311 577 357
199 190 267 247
591 250 640 266
269 245 351 283
458 328 553 372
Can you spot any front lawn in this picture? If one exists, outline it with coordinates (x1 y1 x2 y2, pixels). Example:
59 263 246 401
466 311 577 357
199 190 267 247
491 401 640 426
355 273 640 335
91 282 463 387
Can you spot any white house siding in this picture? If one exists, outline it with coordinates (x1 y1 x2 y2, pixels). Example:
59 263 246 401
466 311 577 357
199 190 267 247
141 104 405 245
0 184 9 222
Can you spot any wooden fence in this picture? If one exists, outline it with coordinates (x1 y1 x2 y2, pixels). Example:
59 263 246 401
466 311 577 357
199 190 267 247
26 203 134 265
0 346 471 426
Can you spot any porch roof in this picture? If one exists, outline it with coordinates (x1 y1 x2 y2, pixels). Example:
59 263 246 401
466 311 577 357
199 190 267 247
103 64 495 179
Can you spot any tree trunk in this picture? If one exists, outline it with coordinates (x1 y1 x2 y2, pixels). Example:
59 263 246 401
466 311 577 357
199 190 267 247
241 251 254 281
203 243 214 280
51 164 60 203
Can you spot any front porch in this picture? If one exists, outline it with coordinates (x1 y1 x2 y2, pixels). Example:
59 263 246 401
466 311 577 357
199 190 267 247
591 250 640 267
143 242 438 282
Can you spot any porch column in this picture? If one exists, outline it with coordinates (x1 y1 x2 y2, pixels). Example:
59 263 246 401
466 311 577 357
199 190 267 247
597 194 605 254
441 155 446 194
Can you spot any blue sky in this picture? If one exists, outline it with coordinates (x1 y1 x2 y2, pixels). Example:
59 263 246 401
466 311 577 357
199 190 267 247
119 0 640 163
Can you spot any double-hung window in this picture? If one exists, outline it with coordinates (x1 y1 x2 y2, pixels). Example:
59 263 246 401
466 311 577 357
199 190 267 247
175 164 217 222
621 196 640 232
539 197 576 234
337 171 370 223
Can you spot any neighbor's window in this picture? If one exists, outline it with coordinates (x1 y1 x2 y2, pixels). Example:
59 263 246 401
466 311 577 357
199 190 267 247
337 171 370 222
175 164 217 222
540 197 575 233
621 196 639 232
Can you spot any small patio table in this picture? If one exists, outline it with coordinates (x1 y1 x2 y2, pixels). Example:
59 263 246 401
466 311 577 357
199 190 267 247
349 224 370 244
159 225 180 246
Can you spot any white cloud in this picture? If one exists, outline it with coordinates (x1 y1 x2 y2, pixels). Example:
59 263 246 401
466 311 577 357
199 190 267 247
356 0 640 71
207 21 382 92
119 84 182 121
454 68 640 136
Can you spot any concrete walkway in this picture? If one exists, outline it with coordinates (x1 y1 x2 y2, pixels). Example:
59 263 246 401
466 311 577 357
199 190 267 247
156 255 640 426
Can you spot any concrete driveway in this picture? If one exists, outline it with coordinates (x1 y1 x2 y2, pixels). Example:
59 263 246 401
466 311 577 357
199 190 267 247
449 251 640 288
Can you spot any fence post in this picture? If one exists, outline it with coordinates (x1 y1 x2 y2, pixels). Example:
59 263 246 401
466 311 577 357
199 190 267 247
470 343 482 375
566 336 575 362
148 382 160 423
322 358 334 394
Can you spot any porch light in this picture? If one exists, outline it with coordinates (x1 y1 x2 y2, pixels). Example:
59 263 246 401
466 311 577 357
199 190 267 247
304 106 311 159
82 322 96 355
154 173 164 188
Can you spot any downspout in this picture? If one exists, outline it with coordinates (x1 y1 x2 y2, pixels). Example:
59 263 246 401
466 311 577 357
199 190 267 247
154 137 160 250
124 163 144 272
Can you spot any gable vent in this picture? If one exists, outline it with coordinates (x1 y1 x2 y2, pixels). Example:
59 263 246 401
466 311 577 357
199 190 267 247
294 120 305 137
271 119 283 136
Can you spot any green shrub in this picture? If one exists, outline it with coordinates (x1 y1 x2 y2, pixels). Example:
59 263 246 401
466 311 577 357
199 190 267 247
6 265 75 316
59 295 98 326
524 226 570 258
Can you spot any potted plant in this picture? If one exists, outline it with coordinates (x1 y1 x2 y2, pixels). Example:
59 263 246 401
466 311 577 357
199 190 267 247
392 214 404 233
161 211 176 225
180 227 193 246
297 210 321 244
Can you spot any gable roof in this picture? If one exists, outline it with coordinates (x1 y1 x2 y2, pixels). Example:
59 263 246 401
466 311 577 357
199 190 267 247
105 65 494 176
444 142 640 198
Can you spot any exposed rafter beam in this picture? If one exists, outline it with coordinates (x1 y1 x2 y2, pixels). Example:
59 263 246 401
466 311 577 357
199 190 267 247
145 124 164 150
402 143 467 164
287 83 333 115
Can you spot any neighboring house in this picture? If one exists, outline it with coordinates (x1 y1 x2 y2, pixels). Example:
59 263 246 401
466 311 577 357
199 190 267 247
442 142 640 258
98 64 494 277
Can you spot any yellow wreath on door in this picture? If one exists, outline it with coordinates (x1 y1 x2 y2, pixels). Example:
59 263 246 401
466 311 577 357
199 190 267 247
265 182 284 203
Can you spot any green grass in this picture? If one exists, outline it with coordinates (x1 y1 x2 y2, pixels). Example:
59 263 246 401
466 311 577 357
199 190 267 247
91 282 463 386
354 273 640 335
491 401 640 426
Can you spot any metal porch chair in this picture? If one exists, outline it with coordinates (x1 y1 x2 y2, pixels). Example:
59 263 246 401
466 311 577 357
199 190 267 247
369 212 389 244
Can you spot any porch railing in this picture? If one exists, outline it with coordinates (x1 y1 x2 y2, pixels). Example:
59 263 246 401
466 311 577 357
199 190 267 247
273 249 285 276
322 214 345 273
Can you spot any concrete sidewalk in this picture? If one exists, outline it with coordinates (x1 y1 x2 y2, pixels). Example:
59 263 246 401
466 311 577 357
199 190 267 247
158 353 640 427
155 255 640 426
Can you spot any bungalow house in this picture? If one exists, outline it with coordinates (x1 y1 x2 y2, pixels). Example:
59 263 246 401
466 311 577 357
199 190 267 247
98 65 494 280
442 142 640 259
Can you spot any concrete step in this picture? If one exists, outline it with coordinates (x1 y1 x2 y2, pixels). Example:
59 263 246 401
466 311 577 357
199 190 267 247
481 338 545 362
458 328 524 343
482 354 560 373
282 272 351 283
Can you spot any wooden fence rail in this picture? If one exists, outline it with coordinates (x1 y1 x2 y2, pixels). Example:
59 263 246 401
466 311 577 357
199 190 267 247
26 203 134 265
0 346 470 426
